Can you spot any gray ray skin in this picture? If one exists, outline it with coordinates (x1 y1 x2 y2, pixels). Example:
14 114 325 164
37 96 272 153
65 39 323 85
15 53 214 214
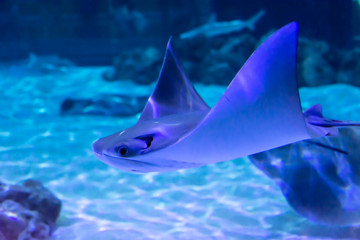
93 22 358 173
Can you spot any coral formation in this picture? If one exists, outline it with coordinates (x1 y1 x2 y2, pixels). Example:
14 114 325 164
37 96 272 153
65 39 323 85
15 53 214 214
0 180 61 240
103 34 360 87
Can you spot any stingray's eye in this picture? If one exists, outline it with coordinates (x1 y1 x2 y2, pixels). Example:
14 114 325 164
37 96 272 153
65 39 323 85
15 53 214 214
116 146 129 156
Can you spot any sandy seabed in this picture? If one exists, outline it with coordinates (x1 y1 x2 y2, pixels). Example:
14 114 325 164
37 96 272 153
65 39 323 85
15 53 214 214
1 67 360 239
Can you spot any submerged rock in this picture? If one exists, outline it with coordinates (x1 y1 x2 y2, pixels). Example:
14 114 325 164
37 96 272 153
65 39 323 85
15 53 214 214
103 32 360 87
249 127 360 226
102 47 162 85
60 94 148 117
298 37 360 87
0 180 61 240
102 33 256 86
0 200 50 240
299 39 335 86
174 33 256 85
0 54 74 77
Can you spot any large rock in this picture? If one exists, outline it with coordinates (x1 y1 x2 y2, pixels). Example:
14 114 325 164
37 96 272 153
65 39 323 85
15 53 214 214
249 127 360 226
101 31 360 88
102 33 257 86
174 33 256 85
102 47 162 85
0 180 61 240
60 94 148 117
0 200 51 240
298 37 360 87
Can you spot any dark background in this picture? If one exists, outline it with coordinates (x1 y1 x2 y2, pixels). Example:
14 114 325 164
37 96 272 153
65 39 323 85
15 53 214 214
0 0 358 65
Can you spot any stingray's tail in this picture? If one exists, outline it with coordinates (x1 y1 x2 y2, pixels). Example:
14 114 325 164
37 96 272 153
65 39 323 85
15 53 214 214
304 104 360 137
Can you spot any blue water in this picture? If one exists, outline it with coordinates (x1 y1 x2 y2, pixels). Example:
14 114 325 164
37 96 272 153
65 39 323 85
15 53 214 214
1 66 360 239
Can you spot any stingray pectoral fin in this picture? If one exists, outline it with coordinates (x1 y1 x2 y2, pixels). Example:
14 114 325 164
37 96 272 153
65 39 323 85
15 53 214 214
138 38 210 122
154 22 312 165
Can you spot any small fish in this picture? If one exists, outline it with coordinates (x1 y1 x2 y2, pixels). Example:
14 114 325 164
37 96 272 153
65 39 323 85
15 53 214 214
180 10 265 39
93 22 359 173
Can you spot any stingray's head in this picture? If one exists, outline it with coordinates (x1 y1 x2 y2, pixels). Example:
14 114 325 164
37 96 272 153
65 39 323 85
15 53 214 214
92 127 169 173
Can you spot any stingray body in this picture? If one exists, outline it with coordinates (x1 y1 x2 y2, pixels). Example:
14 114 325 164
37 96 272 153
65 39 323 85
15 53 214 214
250 127 360 226
93 22 358 173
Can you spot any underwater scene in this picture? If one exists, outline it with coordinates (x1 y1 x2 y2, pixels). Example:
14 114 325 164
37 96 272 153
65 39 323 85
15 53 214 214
1 0 360 239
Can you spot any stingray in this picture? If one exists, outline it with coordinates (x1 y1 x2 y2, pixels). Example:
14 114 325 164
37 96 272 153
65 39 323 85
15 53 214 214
93 22 359 173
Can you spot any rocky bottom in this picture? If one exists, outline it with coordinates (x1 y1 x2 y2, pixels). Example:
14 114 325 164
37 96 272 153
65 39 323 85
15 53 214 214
1 67 360 239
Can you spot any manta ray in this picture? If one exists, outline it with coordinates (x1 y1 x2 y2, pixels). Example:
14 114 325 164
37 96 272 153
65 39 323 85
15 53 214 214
93 22 359 173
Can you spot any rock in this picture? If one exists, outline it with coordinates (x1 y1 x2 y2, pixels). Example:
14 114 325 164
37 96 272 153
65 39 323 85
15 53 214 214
174 33 256 85
102 32 257 86
0 200 50 240
102 47 162 85
0 179 61 240
20 180 61 226
297 37 333 86
333 49 360 87
249 127 360 226
113 6 148 35
103 32 360 87
201 61 235 85
298 37 360 87
60 94 148 117
301 53 335 86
